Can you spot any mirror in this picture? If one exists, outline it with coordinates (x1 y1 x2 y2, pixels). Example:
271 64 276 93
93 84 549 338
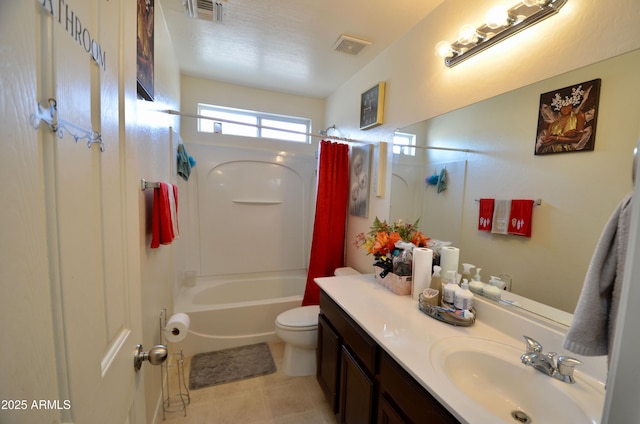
391 49 640 324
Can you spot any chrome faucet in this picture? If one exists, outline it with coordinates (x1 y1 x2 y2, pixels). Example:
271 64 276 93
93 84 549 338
520 336 581 383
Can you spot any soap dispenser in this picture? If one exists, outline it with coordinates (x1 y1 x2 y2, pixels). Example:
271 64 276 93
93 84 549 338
483 279 502 301
469 268 487 295
460 263 474 283
488 276 506 290
443 270 458 308
430 265 443 305
454 279 474 310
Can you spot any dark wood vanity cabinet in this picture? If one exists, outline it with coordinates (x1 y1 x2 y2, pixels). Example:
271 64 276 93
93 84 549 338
318 290 377 424
317 289 459 424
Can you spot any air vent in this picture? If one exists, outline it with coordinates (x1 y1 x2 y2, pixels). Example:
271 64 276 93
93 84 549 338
184 0 224 22
333 34 371 56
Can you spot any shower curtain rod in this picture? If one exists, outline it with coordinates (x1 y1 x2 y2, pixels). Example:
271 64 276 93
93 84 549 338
159 110 471 152
392 143 473 153
159 109 371 145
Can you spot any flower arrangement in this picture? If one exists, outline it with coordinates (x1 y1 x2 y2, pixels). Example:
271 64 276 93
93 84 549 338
354 217 429 259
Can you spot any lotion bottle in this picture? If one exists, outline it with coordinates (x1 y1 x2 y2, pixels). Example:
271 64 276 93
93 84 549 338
454 279 474 310
430 265 443 305
443 270 458 308
460 263 474 283
489 276 506 290
469 268 487 295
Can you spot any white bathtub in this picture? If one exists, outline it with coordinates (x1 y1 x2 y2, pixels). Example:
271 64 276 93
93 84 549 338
173 271 306 356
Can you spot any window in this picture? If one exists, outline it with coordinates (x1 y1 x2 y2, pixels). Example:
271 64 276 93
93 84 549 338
393 132 416 156
197 104 312 143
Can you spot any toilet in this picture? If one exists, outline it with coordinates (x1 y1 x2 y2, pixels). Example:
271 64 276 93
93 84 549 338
275 267 360 376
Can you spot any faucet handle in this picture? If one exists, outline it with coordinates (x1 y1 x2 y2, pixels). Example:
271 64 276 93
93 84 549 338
522 335 543 353
556 356 582 383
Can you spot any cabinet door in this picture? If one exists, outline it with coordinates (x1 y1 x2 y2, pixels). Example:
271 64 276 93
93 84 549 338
340 346 375 424
378 393 407 424
317 313 341 413
378 352 459 424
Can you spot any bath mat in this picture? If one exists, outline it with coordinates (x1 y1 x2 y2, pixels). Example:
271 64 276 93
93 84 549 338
189 343 276 390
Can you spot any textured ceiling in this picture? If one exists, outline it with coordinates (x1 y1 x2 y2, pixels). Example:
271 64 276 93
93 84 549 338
160 0 444 98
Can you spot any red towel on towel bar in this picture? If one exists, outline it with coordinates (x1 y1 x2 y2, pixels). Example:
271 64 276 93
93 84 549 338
478 198 495 232
508 199 533 237
151 183 179 248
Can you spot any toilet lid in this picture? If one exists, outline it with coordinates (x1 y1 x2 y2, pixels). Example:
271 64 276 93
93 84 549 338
276 305 319 328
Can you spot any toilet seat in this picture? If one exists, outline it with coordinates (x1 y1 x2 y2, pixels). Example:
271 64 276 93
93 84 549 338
276 305 319 331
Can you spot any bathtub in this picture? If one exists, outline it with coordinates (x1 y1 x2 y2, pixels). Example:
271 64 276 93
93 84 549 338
173 271 306 356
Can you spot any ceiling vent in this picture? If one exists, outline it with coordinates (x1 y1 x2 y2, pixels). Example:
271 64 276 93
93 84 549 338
184 0 224 22
333 34 371 56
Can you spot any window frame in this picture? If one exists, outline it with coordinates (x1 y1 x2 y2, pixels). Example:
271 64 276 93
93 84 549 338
197 103 312 143
392 132 417 156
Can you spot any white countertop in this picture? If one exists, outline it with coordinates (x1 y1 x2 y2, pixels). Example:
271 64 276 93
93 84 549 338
315 273 606 424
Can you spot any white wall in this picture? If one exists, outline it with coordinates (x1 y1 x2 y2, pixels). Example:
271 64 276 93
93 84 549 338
135 2 182 421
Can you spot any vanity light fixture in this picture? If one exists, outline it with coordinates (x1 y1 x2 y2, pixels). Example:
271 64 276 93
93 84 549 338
435 0 568 67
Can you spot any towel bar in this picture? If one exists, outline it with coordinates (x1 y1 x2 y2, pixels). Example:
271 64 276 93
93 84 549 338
141 179 161 191
475 198 542 206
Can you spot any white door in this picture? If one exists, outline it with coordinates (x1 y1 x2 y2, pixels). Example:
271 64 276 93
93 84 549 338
1 1 145 423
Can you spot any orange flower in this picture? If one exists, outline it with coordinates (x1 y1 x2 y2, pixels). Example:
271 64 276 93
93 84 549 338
387 232 402 250
371 232 390 256
411 231 429 247
355 217 430 258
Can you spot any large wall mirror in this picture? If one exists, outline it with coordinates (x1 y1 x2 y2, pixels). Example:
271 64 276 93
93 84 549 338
391 49 640 324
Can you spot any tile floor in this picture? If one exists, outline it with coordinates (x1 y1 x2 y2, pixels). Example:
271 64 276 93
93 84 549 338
161 342 338 424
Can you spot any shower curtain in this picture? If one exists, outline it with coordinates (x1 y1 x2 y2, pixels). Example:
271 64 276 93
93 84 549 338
302 140 350 306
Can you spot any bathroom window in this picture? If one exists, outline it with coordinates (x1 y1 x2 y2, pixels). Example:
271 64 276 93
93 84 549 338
197 104 312 143
393 132 416 156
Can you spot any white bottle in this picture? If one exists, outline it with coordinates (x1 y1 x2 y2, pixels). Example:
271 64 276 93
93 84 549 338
489 276 506 290
468 268 486 295
454 279 474 310
460 263 474 283
443 270 458 307
483 284 501 301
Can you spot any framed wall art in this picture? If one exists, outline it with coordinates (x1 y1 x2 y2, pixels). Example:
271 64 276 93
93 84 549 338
534 78 601 155
349 145 372 217
137 0 155 101
360 82 386 130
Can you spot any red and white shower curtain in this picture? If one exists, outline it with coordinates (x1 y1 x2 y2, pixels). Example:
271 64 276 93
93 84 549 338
302 140 350 306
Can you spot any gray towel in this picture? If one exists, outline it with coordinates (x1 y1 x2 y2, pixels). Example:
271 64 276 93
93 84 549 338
564 192 633 365
177 143 192 181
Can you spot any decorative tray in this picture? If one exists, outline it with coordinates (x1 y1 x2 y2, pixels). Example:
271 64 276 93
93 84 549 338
418 293 476 327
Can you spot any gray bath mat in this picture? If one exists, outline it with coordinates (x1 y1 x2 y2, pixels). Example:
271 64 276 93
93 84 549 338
189 343 276 390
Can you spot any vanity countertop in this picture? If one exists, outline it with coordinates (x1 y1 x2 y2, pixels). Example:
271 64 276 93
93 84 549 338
315 273 605 424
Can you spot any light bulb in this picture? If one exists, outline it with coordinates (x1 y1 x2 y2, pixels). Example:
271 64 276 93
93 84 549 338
435 41 453 58
457 24 478 45
486 5 509 29
523 0 546 6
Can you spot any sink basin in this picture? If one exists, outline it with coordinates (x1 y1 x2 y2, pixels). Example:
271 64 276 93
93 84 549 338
429 337 605 423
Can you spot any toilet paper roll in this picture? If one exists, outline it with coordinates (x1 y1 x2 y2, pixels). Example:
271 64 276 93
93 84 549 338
440 246 460 277
412 248 433 301
165 313 190 343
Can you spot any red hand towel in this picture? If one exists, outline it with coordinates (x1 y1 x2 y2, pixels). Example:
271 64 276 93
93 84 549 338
151 183 176 248
478 198 495 232
508 199 534 237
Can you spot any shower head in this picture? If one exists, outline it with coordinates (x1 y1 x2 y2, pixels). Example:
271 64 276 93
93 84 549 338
319 125 336 136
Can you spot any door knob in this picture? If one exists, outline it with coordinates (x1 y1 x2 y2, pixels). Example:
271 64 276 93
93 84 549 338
134 344 168 372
